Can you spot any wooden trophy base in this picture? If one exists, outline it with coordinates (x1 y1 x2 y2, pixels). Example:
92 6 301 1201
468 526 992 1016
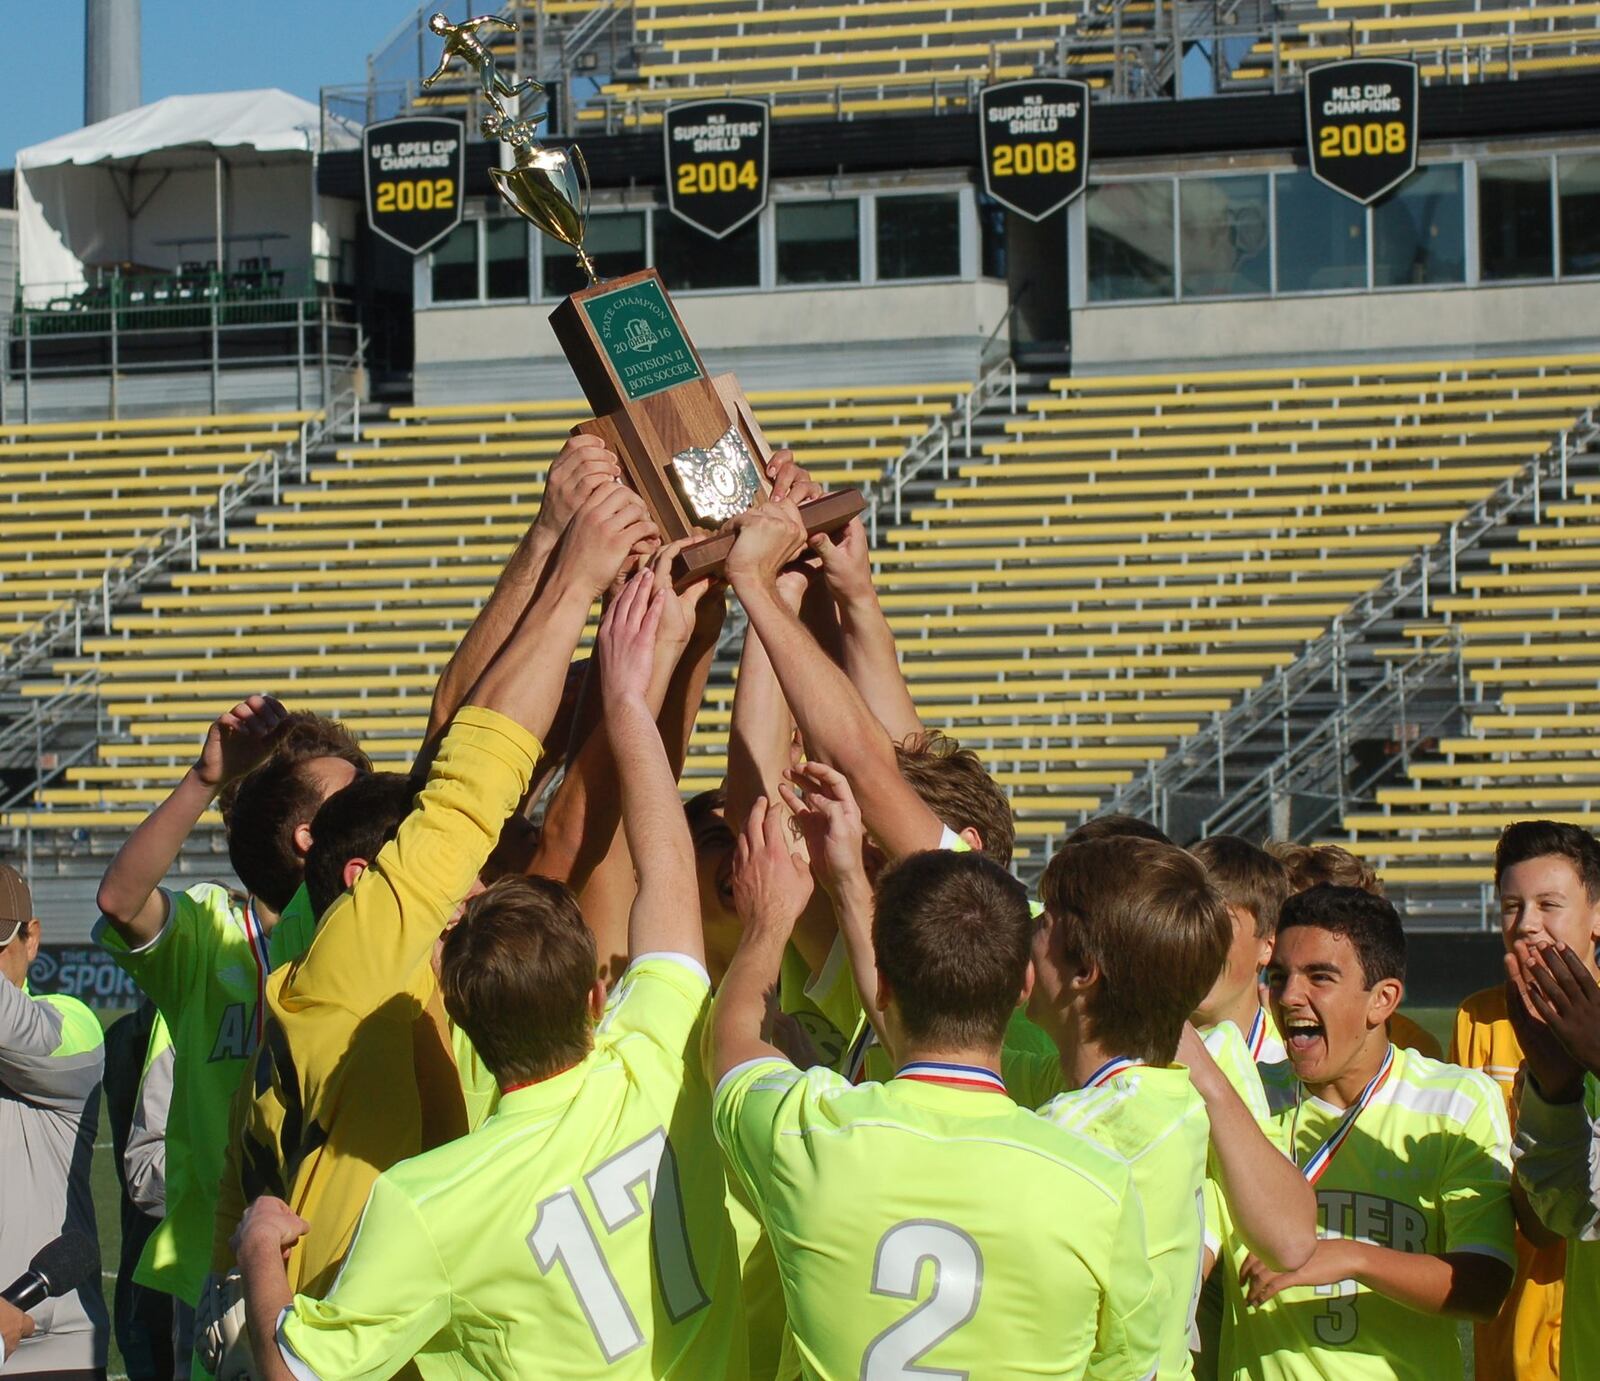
670 487 866 589
550 269 865 589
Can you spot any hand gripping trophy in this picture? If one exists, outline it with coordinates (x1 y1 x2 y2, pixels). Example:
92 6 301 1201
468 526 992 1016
426 15 863 584
424 12 598 283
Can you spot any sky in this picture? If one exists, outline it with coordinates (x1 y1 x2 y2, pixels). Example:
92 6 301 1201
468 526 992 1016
3 0 424 164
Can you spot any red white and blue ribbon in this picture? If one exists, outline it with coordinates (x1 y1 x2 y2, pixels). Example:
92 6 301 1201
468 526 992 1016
243 897 273 1048
1246 1009 1268 1061
1084 1056 1146 1089
1293 1045 1395 1186
897 1061 1007 1094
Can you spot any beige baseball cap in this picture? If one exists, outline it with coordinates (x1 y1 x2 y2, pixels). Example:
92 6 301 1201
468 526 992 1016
0 863 32 944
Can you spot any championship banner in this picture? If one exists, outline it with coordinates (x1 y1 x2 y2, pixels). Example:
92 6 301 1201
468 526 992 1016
664 98 769 239
1305 59 1419 205
979 79 1089 222
363 115 466 254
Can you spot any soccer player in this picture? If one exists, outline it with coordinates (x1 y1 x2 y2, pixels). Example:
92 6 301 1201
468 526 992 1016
1270 841 1442 1062
0 862 110 1378
1447 818 1600 1381
233 567 748 1380
216 482 655 1301
1020 837 1315 1378
94 696 370 1332
1187 836 1291 1378
1507 941 1600 1381
710 809 1164 1378
1223 884 1515 1381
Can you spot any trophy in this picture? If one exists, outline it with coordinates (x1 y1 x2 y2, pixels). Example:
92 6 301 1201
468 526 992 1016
427 15 865 586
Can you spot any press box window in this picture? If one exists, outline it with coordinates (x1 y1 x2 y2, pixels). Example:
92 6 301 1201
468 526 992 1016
1087 180 1175 302
1372 164 1465 288
776 201 861 285
1478 160 1553 282
876 194 960 281
656 215 760 291
1273 171 1366 294
544 213 646 299
429 221 479 303
485 219 530 300
1558 155 1600 278
1179 175 1270 298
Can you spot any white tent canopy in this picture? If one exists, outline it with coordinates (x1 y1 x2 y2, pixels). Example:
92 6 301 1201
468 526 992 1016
16 89 356 306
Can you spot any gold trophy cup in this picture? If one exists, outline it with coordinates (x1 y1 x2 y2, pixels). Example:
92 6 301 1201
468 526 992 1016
427 13 863 584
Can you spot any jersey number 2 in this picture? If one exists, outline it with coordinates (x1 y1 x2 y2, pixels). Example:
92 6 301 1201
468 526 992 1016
861 1220 983 1380
527 1128 709 1362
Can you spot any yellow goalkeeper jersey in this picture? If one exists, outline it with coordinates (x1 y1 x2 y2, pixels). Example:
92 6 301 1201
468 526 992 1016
218 706 541 1297
1450 986 1564 1381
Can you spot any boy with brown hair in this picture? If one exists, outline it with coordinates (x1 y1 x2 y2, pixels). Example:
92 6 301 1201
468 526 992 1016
1268 841 1443 1061
1024 836 1317 1377
1448 818 1600 1381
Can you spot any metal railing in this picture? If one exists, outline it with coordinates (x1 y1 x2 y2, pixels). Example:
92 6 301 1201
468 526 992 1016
1198 628 1467 842
1107 403 1600 833
865 358 1019 541
2 292 360 422
0 350 366 693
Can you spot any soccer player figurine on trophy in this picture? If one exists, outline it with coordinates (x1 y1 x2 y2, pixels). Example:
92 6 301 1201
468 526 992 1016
425 14 864 586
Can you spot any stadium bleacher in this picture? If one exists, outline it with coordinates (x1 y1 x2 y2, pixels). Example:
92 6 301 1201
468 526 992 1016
881 352 1600 858
6 356 1596 871
1334 437 1600 889
0 411 318 661
0 385 966 832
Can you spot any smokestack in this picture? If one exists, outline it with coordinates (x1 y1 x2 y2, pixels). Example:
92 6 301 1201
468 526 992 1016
84 0 141 126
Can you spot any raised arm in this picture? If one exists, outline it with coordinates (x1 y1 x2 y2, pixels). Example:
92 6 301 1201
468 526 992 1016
291 485 652 1011
424 436 627 757
725 501 945 861
1177 1024 1315 1273
598 569 703 964
781 760 886 1054
810 517 923 744
96 695 289 944
708 797 816 1083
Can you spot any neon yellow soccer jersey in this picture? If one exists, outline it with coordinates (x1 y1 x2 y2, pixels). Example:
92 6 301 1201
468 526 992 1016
1222 1045 1515 1381
95 882 278 1305
1195 1020 1273 1381
278 955 748 1381
714 1058 1163 1381
1044 1061 1211 1379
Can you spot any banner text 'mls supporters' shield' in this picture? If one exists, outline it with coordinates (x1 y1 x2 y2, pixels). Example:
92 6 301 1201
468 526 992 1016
1305 59 1419 205
664 99 770 239
980 79 1090 222
363 115 466 254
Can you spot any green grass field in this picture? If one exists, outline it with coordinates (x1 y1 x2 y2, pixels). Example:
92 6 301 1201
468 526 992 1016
83 1005 1470 1380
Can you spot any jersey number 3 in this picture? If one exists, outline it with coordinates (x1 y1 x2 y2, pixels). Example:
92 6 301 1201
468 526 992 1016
528 1128 709 1363
861 1220 984 1380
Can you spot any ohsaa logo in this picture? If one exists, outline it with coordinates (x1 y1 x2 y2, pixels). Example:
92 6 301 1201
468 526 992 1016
625 319 661 353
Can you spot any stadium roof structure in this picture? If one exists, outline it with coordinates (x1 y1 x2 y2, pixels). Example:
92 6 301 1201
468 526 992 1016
15 89 357 306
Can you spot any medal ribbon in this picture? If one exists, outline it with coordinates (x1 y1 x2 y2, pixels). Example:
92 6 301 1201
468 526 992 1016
896 1061 1007 1094
1294 1045 1396 1186
846 1023 877 1085
243 897 272 1048
1246 1008 1267 1061
1085 1056 1147 1089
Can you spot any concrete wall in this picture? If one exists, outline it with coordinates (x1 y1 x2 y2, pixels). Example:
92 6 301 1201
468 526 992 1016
414 278 1011 402
1071 280 1600 371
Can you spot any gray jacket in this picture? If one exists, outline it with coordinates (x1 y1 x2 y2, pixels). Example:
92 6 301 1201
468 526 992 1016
0 978 109 1374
